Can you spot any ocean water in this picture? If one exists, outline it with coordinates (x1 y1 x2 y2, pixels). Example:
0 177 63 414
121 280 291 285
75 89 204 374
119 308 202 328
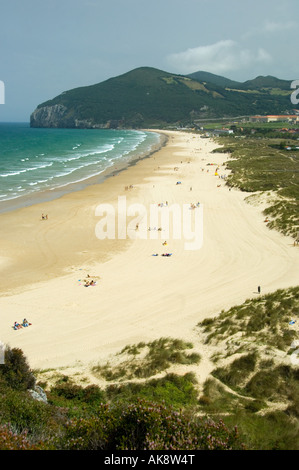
0 123 161 212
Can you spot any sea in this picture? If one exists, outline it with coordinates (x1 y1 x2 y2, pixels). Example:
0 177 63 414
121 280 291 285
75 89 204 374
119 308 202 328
0 123 162 213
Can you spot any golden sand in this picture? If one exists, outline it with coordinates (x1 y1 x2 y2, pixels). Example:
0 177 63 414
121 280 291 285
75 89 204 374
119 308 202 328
0 130 298 373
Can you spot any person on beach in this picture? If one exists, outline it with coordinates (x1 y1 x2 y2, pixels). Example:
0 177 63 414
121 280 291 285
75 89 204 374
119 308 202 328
13 322 22 330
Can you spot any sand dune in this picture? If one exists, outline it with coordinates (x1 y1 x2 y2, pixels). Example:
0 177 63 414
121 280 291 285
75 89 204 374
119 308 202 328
1 131 298 373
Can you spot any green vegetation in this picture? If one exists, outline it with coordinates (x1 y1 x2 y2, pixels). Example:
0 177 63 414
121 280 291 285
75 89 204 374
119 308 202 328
60 400 242 451
199 286 299 351
1 286 299 450
92 337 200 381
196 287 299 449
30 67 293 129
188 72 292 92
0 346 243 450
213 132 299 238
105 373 199 408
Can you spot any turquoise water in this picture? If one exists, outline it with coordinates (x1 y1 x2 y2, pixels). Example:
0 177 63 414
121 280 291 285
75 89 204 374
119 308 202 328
0 123 161 212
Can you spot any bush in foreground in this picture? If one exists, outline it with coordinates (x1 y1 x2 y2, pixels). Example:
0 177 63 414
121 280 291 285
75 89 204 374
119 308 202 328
0 347 35 391
0 424 43 450
61 399 245 450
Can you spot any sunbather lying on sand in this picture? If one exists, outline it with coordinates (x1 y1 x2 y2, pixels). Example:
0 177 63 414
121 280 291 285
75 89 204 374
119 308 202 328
84 280 96 287
13 319 31 330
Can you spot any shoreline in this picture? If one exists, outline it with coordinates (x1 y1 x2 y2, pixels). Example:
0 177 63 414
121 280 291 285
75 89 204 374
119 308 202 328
0 130 298 372
0 130 168 294
0 129 167 215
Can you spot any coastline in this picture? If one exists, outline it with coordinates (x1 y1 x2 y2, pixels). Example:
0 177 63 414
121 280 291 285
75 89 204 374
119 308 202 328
0 130 298 373
0 128 166 215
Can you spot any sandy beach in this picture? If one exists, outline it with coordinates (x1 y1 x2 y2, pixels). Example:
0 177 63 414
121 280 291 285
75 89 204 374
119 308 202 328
1 130 299 377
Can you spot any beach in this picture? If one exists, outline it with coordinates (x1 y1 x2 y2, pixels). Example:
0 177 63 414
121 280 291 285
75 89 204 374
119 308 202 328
1 130 299 377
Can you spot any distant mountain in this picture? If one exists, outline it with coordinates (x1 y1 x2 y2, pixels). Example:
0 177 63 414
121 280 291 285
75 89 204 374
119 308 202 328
30 67 294 129
242 75 292 90
187 71 242 89
187 71 292 91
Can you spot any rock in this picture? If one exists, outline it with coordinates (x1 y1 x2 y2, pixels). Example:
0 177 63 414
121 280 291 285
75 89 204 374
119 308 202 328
30 104 72 128
28 385 48 404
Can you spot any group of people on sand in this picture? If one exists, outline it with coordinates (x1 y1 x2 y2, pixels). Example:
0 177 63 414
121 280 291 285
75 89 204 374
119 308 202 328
157 201 168 207
84 279 96 287
13 319 31 330
78 273 99 287
152 253 172 257
41 213 48 220
152 240 172 257
83 274 97 287
190 202 200 210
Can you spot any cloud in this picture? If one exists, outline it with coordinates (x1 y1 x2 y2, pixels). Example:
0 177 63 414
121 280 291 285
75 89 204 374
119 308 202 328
264 20 297 33
167 40 272 75
242 20 298 39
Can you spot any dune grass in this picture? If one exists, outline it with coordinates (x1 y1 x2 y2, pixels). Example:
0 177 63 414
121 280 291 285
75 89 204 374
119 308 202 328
196 286 299 449
214 135 299 238
199 286 299 351
92 337 201 382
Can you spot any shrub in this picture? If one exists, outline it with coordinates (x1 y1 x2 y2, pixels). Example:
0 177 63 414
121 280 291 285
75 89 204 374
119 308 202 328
48 382 106 413
93 337 200 381
50 383 85 401
213 353 258 389
61 403 116 450
0 347 35 391
0 424 40 450
61 399 245 450
106 373 198 408
0 387 58 436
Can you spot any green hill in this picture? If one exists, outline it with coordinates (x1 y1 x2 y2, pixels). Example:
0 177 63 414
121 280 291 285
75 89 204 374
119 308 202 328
30 67 294 129
243 75 292 90
188 71 292 92
187 70 243 89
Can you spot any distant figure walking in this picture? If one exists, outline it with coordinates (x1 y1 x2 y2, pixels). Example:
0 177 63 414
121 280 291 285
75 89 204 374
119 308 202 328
258 286 261 294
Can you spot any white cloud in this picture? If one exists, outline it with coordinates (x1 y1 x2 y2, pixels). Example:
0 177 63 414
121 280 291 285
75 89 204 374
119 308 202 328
167 40 272 75
264 20 297 32
242 20 298 39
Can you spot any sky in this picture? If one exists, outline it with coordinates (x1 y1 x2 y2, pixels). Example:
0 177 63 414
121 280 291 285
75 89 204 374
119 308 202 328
0 0 298 122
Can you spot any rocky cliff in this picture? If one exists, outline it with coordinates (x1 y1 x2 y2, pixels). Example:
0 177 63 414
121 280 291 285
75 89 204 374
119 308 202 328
30 104 69 128
30 104 107 128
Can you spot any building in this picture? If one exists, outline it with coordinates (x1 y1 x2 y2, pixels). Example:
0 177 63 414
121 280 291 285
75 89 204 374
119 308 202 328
250 115 299 123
